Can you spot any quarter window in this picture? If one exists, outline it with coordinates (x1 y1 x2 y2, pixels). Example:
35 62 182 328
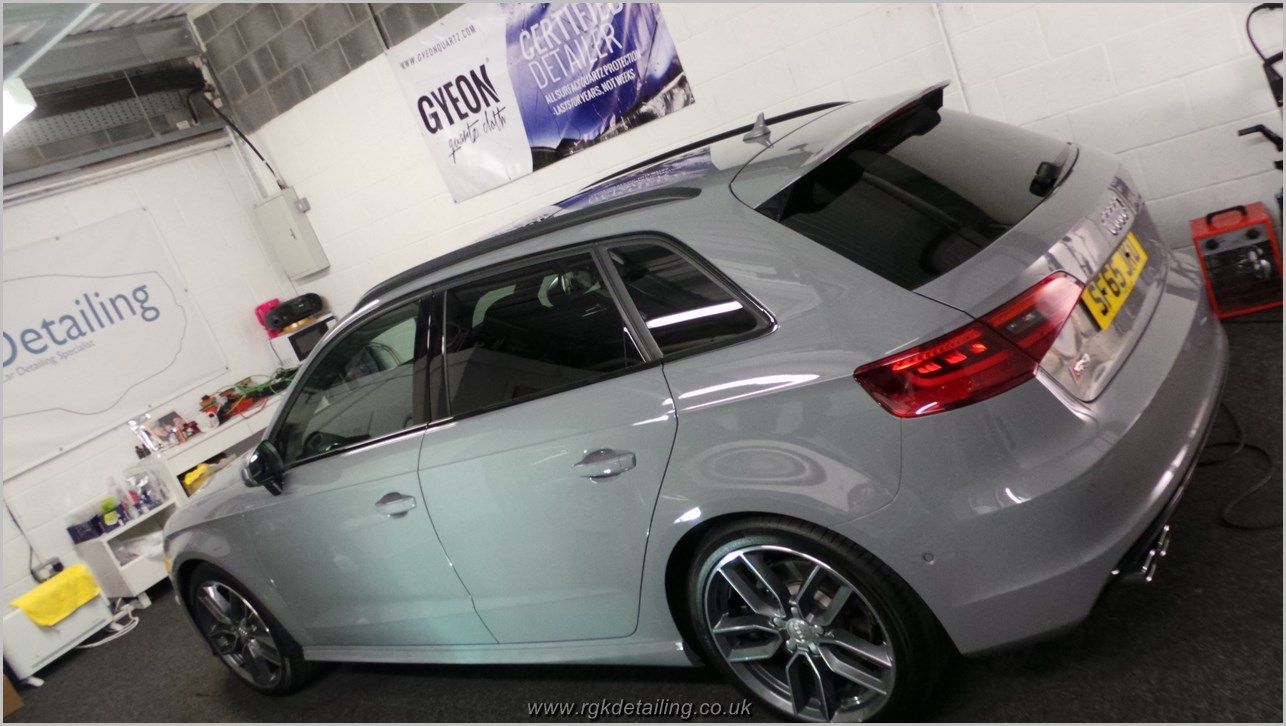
276 301 428 465
442 253 642 417
606 243 760 355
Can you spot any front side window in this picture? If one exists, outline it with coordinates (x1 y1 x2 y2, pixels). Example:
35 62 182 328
442 252 642 417
607 242 760 355
276 301 427 465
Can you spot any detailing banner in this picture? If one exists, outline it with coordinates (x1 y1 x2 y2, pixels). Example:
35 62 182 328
2 210 227 477
388 3 695 201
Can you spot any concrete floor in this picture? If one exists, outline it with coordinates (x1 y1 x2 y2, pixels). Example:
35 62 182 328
8 312 1281 722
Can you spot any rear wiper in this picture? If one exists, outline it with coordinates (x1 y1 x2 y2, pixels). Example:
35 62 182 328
1029 143 1073 197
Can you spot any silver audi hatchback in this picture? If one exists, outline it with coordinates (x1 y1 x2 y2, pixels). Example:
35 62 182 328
164 83 1228 721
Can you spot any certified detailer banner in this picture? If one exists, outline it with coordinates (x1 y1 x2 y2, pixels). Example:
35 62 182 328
389 3 694 201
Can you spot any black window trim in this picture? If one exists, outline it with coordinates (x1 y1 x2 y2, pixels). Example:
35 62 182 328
595 234 777 365
433 243 658 424
422 233 775 427
590 244 662 361
271 232 777 453
268 291 436 472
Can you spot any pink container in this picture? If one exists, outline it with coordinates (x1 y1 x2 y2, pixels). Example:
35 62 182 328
255 298 281 338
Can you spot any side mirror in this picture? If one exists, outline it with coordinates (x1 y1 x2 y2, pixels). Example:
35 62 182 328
242 440 285 495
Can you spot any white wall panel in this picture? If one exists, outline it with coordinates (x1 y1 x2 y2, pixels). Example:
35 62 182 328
970 3 1035 26
993 45 1118 124
1 145 295 603
869 3 942 61
1103 5 1242 92
1035 3 1159 56
950 9 1050 85
1135 110 1282 198
1184 56 1282 129
1067 80 1198 153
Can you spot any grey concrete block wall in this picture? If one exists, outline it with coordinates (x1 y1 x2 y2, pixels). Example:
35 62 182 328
374 2 455 47
194 3 459 133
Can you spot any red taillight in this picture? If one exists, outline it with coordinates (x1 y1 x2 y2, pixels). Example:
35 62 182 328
855 273 1084 417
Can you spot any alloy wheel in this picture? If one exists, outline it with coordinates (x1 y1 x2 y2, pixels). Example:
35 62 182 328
702 545 896 721
192 580 285 688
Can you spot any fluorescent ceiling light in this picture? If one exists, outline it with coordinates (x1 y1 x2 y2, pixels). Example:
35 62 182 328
645 301 743 330
3 78 36 135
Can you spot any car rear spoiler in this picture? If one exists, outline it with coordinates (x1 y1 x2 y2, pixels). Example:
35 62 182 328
860 80 949 134
729 81 950 208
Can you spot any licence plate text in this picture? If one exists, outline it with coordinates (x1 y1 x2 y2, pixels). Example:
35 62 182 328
1081 232 1148 330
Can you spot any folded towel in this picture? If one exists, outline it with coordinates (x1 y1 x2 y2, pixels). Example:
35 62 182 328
10 564 101 627
182 463 210 487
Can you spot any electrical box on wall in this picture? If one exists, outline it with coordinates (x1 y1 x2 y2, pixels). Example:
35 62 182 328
251 187 329 280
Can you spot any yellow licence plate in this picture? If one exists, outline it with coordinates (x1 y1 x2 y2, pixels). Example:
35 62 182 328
1080 232 1149 330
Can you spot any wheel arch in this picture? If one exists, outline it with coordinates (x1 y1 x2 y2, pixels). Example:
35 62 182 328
172 555 301 643
664 510 776 657
174 556 207 603
661 510 950 656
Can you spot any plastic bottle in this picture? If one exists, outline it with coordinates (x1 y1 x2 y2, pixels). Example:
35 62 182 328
117 486 138 520
136 476 163 508
129 487 145 514
100 497 122 529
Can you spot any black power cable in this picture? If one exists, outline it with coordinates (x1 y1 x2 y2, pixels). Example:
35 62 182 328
1246 3 1283 108
185 87 286 190
4 497 52 583
1199 401 1280 530
1247 3 1283 63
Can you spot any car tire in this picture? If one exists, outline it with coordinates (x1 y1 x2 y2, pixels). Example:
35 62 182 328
686 516 949 722
186 563 317 695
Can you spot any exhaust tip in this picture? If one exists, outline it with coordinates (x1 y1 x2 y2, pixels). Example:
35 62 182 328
1114 524 1172 584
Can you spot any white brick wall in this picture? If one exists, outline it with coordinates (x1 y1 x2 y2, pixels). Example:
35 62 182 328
244 2 1280 318
1034 3 1159 55
1 145 295 604
1067 80 1198 153
1105 5 1243 92
950 9 1050 85
995 45 1119 124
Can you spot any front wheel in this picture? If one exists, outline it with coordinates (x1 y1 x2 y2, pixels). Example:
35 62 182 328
186 563 314 695
686 518 948 721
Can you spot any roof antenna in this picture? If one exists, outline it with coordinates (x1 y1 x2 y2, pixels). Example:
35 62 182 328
743 112 771 144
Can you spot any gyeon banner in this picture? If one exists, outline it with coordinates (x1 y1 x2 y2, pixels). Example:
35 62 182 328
388 3 695 201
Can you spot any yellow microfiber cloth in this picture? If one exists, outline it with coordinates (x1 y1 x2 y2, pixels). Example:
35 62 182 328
183 463 209 487
10 563 101 627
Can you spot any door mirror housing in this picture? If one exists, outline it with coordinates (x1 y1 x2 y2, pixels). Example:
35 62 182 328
242 440 285 495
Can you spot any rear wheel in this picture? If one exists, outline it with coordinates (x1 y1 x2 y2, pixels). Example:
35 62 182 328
186 564 314 695
686 518 948 721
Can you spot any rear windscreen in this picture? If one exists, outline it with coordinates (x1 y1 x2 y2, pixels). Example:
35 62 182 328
757 108 1070 289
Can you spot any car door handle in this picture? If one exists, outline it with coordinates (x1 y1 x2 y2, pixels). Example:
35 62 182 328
375 492 417 517
573 449 636 480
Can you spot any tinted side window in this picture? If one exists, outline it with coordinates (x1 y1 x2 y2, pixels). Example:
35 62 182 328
442 253 642 416
277 301 428 465
607 243 759 355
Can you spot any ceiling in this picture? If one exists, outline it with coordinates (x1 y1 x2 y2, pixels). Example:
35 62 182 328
3 3 215 88
2 3 208 46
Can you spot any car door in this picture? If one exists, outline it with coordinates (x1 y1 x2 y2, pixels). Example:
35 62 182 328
416 248 677 643
244 296 494 648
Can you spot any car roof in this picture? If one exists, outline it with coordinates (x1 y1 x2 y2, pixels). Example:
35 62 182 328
350 106 840 311
352 84 947 312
